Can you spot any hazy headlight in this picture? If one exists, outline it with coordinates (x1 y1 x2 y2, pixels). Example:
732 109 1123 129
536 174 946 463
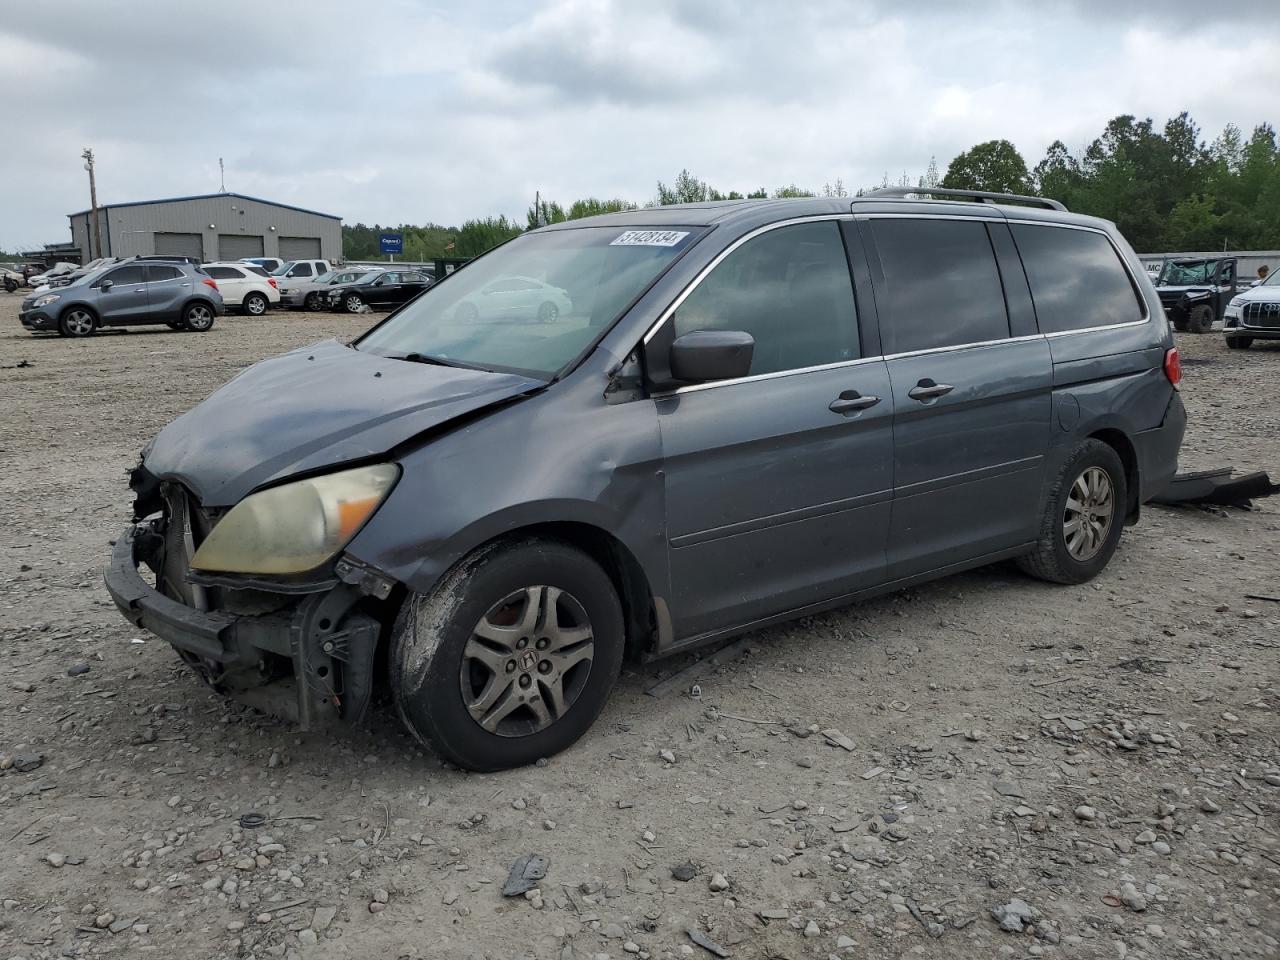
190 464 399 574
1228 296 1246 308
33 294 61 307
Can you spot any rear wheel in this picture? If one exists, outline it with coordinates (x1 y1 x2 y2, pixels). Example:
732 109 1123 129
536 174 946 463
242 292 268 316
1226 336 1253 350
183 302 215 332
1017 439 1127 585
1187 303 1215 334
58 308 96 338
538 301 559 323
390 539 624 771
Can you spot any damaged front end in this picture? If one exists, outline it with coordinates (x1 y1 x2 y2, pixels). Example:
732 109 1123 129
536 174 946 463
105 462 399 729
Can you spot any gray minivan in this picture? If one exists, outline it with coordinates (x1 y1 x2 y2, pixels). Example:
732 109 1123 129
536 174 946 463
105 190 1185 770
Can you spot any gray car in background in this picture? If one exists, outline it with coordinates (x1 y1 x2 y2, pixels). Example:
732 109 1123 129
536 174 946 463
20 260 224 336
105 191 1185 771
279 266 376 310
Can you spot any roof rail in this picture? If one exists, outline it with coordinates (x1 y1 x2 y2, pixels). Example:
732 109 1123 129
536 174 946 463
859 186 1067 212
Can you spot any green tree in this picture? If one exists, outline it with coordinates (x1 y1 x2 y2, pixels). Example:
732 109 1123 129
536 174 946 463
657 169 711 204
1167 194 1223 249
941 139 1031 194
526 199 568 230
453 216 522 258
566 197 638 219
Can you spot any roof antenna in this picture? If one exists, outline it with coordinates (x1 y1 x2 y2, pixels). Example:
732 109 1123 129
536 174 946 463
219 157 226 193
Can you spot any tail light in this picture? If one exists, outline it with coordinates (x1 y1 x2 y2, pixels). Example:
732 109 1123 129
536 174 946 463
267 278 278 289
1163 347 1181 389
202 278 218 291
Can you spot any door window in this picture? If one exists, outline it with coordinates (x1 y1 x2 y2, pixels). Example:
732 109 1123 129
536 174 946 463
146 265 183 282
99 265 146 286
292 263 313 277
1010 224 1144 333
203 266 239 280
673 220 859 375
870 218 1010 353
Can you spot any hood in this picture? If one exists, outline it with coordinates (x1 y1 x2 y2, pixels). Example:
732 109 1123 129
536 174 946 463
143 338 544 505
1232 284 1280 303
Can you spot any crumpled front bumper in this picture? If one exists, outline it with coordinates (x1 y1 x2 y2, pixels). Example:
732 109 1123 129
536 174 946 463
104 522 385 727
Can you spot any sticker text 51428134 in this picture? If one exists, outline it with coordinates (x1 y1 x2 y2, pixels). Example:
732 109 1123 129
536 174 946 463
610 230 690 247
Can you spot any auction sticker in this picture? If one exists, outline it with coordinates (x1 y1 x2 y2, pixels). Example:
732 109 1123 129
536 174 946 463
610 230 690 247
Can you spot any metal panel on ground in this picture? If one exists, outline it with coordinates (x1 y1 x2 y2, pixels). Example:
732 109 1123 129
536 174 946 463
219 234 264 260
279 236 321 260
154 232 204 261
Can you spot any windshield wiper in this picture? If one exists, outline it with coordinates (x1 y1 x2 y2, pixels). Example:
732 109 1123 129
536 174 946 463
398 352 460 367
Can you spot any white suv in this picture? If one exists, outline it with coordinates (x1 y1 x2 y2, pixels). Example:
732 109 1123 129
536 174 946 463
202 262 281 316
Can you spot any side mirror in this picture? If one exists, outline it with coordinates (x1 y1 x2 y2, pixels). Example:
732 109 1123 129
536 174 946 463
670 330 754 382
100 279 114 291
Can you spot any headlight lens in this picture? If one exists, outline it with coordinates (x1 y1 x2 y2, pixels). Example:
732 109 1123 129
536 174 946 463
33 294 60 307
190 464 399 574
1228 296 1246 308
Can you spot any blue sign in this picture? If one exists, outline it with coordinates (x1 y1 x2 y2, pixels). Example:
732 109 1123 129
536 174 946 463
379 232 403 255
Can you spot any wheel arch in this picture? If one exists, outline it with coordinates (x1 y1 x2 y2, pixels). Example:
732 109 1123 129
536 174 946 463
1087 427 1140 523
57 300 100 324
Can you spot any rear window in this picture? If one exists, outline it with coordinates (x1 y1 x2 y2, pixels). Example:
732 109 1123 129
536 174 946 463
871 218 1010 354
245 266 270 278
146 265 183 282
1011 224 1144 333
204 266 242 280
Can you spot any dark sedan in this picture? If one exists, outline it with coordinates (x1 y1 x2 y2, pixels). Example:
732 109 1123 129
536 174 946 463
327 269 432 313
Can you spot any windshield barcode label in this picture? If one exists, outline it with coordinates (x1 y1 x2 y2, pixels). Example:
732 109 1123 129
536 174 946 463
610 230 689 247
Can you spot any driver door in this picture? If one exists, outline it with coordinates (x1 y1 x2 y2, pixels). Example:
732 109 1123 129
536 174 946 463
94 264 149 324
653 218 893 641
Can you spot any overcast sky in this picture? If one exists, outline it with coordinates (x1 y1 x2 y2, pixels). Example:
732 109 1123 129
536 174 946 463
3 0 1278 251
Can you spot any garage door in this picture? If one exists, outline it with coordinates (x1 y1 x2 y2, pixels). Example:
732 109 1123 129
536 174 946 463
219 234 264 260
279 236 321 260
154 232 204 261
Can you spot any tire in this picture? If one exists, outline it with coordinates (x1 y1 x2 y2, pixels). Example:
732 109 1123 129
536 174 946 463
343 293 365 313
455 301 479 323
3 278 16 293
58 307 97 338
1187 303 1214 334
183 302 216 332
242 292 268 316
1226 337 1252 350
1172 316 1189 332
304 291 323 311
1017 439 1128 585
390 539 625 771
538 301 559 323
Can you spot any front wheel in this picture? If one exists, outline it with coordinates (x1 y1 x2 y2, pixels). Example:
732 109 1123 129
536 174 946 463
390 540 624 771
1226 337 1252 350
183 302 216 332
537 301 559 323
58 308 97 338
242 292 267 316
304 291 324 311
1017 439 1127 585
1187 303 1215 334
343 293 365 313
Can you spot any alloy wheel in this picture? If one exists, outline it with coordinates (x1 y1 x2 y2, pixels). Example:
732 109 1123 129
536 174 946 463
246 295 266 315
460 586 594 737
63 310 94 336
1063 466 1114 561
186 305 213 330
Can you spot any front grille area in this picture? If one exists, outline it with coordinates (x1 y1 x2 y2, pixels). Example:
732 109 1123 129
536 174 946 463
1242 301 1280 329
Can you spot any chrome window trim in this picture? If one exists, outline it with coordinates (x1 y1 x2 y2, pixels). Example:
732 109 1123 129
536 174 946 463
642 212 1161 398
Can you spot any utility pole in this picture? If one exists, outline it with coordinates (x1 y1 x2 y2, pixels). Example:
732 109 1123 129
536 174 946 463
81 147 101 260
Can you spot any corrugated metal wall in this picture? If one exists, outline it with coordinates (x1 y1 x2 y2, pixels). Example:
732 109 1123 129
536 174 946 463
68 194 341 263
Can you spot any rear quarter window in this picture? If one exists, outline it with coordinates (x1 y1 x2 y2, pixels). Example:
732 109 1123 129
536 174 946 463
1011 224 1145 333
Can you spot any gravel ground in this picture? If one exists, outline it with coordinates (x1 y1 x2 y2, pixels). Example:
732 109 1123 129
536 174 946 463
0 295 1277 960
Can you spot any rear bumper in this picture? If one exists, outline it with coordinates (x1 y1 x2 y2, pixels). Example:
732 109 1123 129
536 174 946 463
1133 391 1186 504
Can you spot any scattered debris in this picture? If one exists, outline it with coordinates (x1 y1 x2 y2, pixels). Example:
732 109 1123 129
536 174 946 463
686 927 730 957
502 854 549 897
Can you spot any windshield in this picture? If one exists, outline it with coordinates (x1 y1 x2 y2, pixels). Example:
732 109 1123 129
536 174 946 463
1158 260 1216 285
270 262 294 276
357 225 700 377
352 271 384 285
1259 267 1278 287
313 270 336 283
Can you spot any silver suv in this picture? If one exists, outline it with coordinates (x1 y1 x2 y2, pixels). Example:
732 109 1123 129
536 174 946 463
19 260 224 337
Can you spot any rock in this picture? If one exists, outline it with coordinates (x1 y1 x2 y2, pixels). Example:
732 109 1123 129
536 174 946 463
836 935 857 949
311 906 337 932
1074 805 1098 821
298 929 318 947
709 872 730 892
603 922 625 939
368 901 386 914
373 888 389 904
671 862 698 882
67 663 91 677
108 916 136 934
1152 841 1172 855
994 780 1024 798
623 941 641 954
45 852 66 868
1199 797 1221 813
94 912 115 928
194 848 221 863
803 919 820 938
991 898 1038 933
1119 882 1147 912
12 681 35 693
12 754 43 773
1135 829 1157 844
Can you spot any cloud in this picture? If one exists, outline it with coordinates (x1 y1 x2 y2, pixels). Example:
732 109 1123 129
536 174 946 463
1 0 1277 252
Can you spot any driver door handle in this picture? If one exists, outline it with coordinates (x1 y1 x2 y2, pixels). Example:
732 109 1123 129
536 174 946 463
829 390 881 413
908 378 955 401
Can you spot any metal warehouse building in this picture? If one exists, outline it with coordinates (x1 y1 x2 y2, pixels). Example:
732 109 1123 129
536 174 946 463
67 192 342 263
